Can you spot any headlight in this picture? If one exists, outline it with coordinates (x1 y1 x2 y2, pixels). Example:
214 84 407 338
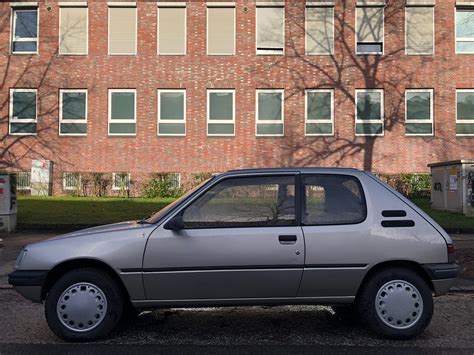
14 248 28 269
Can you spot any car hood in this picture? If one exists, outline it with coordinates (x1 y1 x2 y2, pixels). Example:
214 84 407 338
46 221 153 241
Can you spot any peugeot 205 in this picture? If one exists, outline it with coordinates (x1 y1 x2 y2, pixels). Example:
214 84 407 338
9 168 458 341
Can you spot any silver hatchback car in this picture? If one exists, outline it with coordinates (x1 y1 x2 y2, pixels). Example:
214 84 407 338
9 168 458 341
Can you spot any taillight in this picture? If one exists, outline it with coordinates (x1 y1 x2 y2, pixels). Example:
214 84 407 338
447 244 456 263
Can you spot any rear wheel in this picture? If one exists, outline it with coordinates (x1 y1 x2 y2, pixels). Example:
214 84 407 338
45 268 124 342
357 267 433 339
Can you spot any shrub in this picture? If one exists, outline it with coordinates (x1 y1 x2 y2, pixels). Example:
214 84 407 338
191 172 214 188
377 173 431 198
141 173 183 198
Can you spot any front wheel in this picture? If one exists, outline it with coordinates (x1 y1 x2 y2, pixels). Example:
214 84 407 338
45 268 124 342
357 267 433 339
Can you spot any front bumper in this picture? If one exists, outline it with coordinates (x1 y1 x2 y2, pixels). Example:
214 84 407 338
8 270 48 303
422 263 460 296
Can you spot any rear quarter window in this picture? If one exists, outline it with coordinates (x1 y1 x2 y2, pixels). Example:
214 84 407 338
302 174 367 226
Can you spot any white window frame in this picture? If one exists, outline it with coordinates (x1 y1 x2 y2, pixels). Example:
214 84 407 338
207 89 235 137
11 7 39 55
455 8 474 55
63 172 81 191
206 4 236 56
59 5 89 56
16 171 31 191
108 89 137 136
167 172 181 188
405 89 434 137
255 89 285 137
404 5 435 56
355 89 384 137
456 89 474 136
305 89 334 136
157 89 186 136
355 5 385 55
256 3 285 56
9 88 37 136
112 172 131 191
107 4 137 56
59 89 88 136
157 4 187 55
305 4 334 56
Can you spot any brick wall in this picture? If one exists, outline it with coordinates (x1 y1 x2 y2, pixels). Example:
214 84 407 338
1 0 473 196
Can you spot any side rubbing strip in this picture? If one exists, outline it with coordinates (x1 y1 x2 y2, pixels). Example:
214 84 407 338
381 220 415 228
382 210 407 217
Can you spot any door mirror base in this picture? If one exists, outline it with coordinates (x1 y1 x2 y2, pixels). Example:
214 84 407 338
164 215 185 231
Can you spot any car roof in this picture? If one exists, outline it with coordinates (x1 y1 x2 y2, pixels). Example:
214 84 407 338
220 167 364 177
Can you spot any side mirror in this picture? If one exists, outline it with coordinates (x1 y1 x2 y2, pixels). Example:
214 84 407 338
164 214 184 231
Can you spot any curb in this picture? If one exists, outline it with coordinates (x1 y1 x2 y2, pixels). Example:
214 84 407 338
445 227 474 234
17 223 101 232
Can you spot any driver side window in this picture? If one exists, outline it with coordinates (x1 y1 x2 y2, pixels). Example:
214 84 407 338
182 175 296 228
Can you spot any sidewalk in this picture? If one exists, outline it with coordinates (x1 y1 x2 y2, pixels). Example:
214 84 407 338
1 231 473 292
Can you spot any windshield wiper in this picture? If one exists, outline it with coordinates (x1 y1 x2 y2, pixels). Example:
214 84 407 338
137 213 155 224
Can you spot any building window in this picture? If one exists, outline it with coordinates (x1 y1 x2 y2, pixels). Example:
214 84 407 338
456 8 474 54
207 90 235 136
405 89 433 136
59 5 88 55
356 3 384 54
256 4 284 55
157 4 186 55
207 4 235 55
112 173 130 191
456 89 474 136
60 89 87 136
108 5 137 55
9 89 37 136
256 90 284 136
11 7 38 54
108 89 136 136
405 3 434 55
305 89 334 136
16 172 31 191
63 172 81 191
169 173 181 188
158 90 186 136
305 2 334 55
355 89 384 136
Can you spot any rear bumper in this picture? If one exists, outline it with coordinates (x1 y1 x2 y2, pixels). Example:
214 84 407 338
422 263 459 296
8 270 47 303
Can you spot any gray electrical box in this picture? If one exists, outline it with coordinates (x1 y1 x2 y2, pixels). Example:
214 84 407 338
428 160 474 216
0 173 17 232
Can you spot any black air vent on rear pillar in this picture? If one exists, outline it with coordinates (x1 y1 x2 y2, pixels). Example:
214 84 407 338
381 210 407 217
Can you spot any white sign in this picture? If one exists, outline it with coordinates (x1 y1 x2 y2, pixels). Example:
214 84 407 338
31 160 53 196
449 175 458 191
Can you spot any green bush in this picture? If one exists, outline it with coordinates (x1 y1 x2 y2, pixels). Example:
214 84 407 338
377 173 431 198
141 173 183 198
191 172 214 188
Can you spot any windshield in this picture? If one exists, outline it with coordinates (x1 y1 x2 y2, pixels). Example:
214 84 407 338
144 178 214 224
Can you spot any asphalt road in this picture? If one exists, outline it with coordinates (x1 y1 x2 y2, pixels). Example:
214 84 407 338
0 289 473 354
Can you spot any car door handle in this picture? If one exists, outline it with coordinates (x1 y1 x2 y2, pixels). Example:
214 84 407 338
279 235 297 244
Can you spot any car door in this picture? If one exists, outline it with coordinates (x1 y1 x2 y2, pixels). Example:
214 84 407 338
143 174 305 301
298 173 371 298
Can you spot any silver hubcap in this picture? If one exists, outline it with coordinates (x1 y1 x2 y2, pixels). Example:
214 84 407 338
375 280 423 330
57 282 108 332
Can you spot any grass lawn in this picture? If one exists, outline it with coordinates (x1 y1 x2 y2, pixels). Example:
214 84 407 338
411 198 473 229
17 196 174 226
16 196 472 230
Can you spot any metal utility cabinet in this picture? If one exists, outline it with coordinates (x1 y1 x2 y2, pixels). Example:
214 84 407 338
0 173 17 232
428 160 474 216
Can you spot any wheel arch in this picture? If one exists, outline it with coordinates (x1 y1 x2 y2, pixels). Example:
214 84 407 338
41 258 131 302
356 260 434 300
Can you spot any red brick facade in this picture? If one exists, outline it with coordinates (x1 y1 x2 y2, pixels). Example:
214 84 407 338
1 0 473 195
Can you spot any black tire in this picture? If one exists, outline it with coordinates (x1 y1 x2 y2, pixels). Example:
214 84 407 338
357 267 433 339
45 268 124 342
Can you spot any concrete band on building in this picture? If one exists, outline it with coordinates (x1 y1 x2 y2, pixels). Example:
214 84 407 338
1 0 473 195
